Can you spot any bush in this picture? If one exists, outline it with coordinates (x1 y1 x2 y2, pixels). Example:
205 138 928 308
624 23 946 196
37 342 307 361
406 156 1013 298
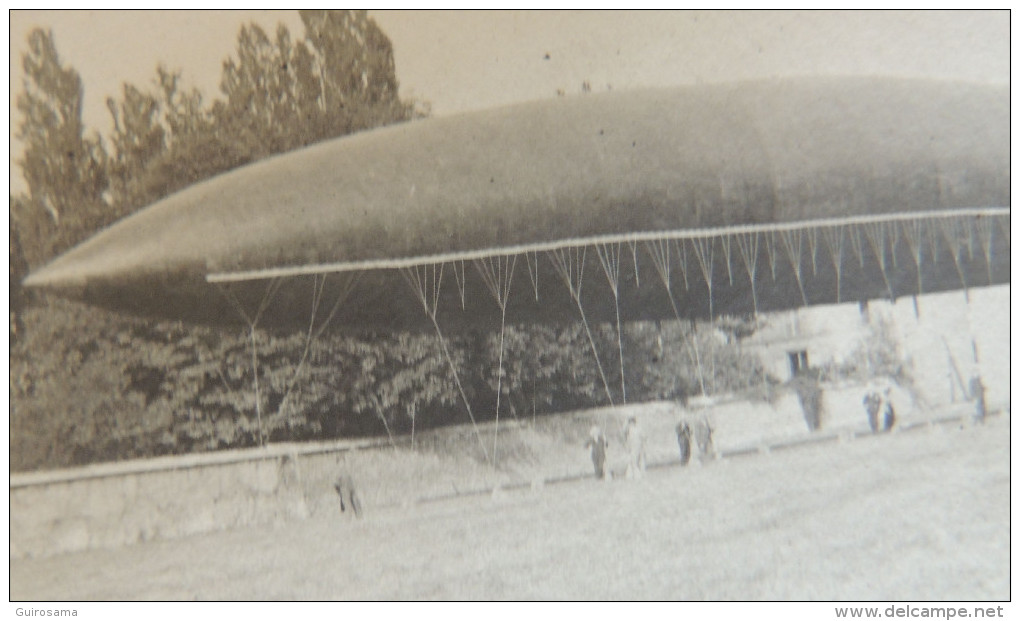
11 297 775 471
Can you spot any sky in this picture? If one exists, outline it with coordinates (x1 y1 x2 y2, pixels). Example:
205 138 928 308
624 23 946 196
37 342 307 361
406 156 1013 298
8 10 1010 194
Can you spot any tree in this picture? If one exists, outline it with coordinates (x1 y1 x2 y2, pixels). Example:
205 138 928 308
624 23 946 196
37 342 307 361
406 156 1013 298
116 11 424 212
15 28 109 260
300 10 400 107
217 23 294 157
103 66 212 211
106 83 166 216
215 11 419 159
10 206 29 342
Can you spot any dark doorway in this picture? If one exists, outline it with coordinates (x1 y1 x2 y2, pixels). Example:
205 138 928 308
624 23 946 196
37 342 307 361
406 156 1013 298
788 350 809 376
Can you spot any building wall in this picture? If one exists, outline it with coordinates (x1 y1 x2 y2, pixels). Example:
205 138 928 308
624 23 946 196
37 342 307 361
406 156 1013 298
744 284 1010 410
881 285 1009 409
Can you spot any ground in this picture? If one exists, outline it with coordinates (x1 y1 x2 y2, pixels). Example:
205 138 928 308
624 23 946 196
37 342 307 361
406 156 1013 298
10 413 1009 601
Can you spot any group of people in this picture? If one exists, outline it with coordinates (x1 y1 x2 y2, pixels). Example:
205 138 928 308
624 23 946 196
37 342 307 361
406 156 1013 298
585 414 714 480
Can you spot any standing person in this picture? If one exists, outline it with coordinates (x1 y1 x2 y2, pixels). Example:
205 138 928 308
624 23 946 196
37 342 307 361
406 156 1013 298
863 391 882 433
692 416 714 459
334 474 362 518
881 388 896 432
623 416 646 479
584 425 609 480
970 375 987 423
676 421 692 466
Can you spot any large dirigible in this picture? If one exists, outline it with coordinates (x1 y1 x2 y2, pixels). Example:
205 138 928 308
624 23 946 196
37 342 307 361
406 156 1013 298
24 77 1009 332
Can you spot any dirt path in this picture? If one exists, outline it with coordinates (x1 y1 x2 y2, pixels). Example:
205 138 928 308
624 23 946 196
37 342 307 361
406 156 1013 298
11 415 1008 600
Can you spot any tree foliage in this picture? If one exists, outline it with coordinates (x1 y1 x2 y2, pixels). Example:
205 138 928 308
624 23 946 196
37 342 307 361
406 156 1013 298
12 11 424 271
14 28 109 263
10 298 775 473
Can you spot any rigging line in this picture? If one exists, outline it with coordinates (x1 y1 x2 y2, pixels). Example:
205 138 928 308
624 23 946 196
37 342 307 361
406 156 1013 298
925 218 941 266
595 242 626 403
548 247 615 406
822 226 844 304
887 220 901 269
523 251 540 301
487 257 517 467
279 271 363 422
644 239 671 293
847 224 866 268
475 255 516 307
548 246 589 300
628 240 641 288
672 239 690 291
475 257 496 301
763 231 778 281
974 216 996 285
312 272 360 342
901 219 925 295
937 218 969 298
805 228 820 276
307 273 326 337
862 222 894 300
481 254 518 466
249 325 264 447
735 232 759 316
430 313 490 463
720 234 734 286
493 306 506 467
401 263 443 319
452 260 467 310
430 263 445 318
216 282 253 326
277 271 361 422
397 265 430 318
278 273 328 425
778 229 809 307
963 216 977 261
994 212 1010 245
647 239 707 396
473 255 519 441
399 266 427 313
213 281 274 448
690 236 716 319
659 278 708 397
251 277 284 328
401 264 489 462
502 255 517 306
595 242 624 294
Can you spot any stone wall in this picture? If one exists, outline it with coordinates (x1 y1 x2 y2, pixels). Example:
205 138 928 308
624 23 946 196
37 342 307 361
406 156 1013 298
11 387 989 560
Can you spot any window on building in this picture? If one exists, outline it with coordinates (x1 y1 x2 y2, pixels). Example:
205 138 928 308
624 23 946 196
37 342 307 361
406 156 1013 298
788 350 809 376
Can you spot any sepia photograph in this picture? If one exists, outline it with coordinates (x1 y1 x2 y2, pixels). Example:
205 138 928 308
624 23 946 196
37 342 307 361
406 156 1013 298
8 10 1010 605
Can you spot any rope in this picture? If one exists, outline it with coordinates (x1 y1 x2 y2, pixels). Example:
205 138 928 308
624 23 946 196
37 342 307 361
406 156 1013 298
595 242 626 403
937 218 970 299
778 229 808 306
901 219 926 295
862 221 895 300
645 239 708 396
548 247 615 406
821 226 845 304
400 263 490 463
473 255 518 466
690 237 716 319
735 232 760 316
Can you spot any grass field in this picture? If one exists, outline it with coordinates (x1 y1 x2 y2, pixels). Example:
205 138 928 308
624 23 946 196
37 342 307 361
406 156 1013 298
10 411 1008 601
